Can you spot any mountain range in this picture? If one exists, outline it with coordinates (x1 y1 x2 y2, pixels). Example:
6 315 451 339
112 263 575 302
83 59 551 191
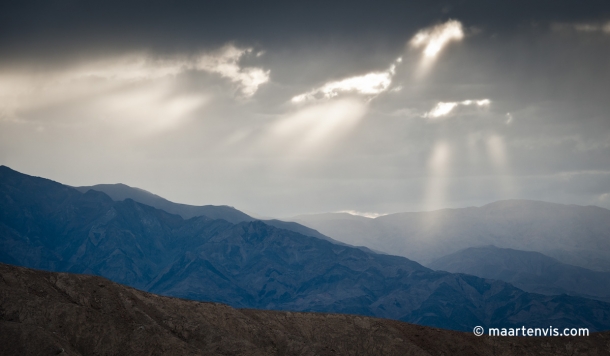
2 165 610 332
292 201 610 272
75 183 347 247
429 246 610 303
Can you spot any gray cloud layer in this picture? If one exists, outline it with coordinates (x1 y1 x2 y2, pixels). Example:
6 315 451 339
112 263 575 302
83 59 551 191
1 1 610 216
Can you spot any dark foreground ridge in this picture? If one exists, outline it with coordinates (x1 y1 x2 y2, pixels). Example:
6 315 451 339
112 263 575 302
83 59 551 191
2 264 609 356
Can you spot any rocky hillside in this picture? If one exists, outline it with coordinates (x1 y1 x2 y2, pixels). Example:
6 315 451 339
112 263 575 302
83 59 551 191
2 263 609 356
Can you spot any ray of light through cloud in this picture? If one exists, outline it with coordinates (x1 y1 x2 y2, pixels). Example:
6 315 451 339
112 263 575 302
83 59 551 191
410 19 464 76
410 20 465 58
486 134 515 197
424 141 452 213
269 98 367 154
96 83 208 133
2 44 268 99
467 132 484 167
0 44 268 134
279 57 403 156
3 3 610 216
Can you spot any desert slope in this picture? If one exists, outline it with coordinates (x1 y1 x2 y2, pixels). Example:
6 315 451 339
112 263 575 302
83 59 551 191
2 263 609 356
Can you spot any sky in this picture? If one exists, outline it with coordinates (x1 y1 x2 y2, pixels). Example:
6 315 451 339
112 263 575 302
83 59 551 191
1 0 610 217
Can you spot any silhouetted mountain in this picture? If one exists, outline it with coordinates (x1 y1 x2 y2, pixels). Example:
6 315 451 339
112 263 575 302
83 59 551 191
3 165 610 332
428 246 610 302
75 183 253 223
4 263 610 356
76 183 341 245
292 201 610 272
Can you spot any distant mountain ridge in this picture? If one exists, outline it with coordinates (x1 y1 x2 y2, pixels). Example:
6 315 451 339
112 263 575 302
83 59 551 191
76 183 346 246
3 165 610 332
75 183 253 223
428 246 610 302
292 201 610 272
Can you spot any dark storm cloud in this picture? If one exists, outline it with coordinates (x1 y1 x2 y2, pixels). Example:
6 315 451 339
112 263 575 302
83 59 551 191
1 0 610 216
1 0 609 59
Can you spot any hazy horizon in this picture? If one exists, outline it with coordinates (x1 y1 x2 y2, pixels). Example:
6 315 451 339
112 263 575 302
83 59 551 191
1 1 609 217
6 163 608 219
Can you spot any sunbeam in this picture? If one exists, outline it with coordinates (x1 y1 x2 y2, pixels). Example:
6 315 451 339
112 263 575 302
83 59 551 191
424 141 452 212
486 134 516 198
410 20 465 76
268 98 367 155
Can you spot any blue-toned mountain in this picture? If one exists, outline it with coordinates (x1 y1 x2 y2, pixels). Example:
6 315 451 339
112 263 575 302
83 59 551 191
2 165 610 332
293 201 610 272
429 246 610 302
75 183 343 246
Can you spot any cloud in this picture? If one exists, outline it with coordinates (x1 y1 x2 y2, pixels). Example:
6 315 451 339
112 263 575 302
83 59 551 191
0 43 268 108
195 45 270 96
10 44 268 96
552 21 610 34
337 210 387 218
0 44 268 133
291 58 401 103
3 6 610 219
426 102 458 118
410 20 464 58
425 99 490 119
